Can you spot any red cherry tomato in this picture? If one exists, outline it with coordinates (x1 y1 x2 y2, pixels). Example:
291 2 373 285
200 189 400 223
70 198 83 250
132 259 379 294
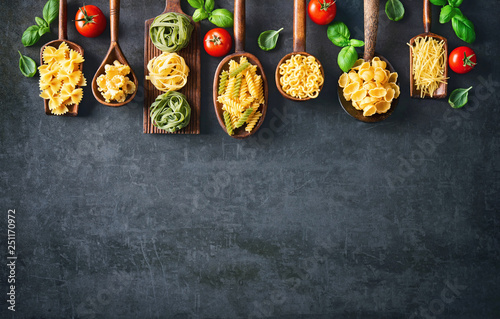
75 5 107 38
203 28 232 57
308 0 337 25
449 46 477 74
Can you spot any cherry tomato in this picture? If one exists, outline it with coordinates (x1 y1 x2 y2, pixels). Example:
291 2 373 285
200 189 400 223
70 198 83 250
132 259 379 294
204 28 232 57
308 0 337 25
75 5 107 38
449 46 477 74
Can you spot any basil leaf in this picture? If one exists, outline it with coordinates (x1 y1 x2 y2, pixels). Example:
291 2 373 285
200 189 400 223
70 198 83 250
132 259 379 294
18 51 37 77
187 0 204 9
448 0 463 7
205 0 215 13
39 26 51 36
258 28 283 51
429 0 447 5
208 9 234 28
449 86 472 108
327 21 351 47
440 5 461 24
338 46 358 73
22 25 41 47
385 0 405 22
349 39 365 47
43 0 59 26
35 17 48 28
192 8 209 22
452 14 476 43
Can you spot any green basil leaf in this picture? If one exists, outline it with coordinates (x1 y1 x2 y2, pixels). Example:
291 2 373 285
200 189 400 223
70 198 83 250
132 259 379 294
39 26 51 36
22 25 41 47
449 86 472 108
452 14 476 43
43 0 59 25
448 0 463 7
385 0 405 22
187 0 204 9
327 21 351 47
18 51 37 77
258 28 283 51
35 17 48 28
349 39 365 47
192 8 209 22
205 0 215 12
208 9 234 28
338 46 358 73
429 0 447 5
440 5 461 24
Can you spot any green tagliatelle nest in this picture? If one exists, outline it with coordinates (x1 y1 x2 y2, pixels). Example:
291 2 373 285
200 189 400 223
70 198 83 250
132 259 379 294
150 91 191 132
150 12 194 53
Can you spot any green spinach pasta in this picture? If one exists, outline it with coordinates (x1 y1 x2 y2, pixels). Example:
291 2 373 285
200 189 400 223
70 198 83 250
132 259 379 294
150 91 191 132
150 12 193 53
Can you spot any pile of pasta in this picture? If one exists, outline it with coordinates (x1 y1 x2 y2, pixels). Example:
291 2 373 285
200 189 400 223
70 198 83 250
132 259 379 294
409 36 447 98
338 57 400 117
145 52 189 92
96 60 136 103
278 54 323 99
217 56 264 136
38 42 86 115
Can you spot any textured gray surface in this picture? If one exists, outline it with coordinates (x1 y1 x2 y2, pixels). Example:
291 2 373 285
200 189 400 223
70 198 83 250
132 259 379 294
1 0 499 318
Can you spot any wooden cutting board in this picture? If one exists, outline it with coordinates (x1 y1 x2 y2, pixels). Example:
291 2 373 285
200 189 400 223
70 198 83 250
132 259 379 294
143 0 201 134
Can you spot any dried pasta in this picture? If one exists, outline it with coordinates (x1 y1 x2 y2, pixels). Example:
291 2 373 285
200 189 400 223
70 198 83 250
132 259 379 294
96 60 136 103
38 42 86 115
279 54 323 99
146 52 189 92
216 56 264 136
338 57 399 117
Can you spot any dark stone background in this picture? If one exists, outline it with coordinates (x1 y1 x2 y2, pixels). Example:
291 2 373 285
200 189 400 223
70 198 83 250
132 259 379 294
1 0 499 318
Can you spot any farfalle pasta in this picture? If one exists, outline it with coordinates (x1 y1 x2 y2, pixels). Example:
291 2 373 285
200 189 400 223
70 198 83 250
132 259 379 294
145 52 189 92
96 60 136 103
338 57 400 117
38 42 86 115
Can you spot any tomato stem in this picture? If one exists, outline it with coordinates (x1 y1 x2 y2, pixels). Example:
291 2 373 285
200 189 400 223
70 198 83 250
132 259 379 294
462 52 477 67
75 5 97 27
318 0 336 11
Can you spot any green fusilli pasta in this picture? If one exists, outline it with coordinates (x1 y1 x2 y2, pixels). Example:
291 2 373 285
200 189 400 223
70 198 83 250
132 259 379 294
223 111 234 136
232 75 243 99
229 62 250 78
218 71 229 95
150 12 193 53
235 107 253 128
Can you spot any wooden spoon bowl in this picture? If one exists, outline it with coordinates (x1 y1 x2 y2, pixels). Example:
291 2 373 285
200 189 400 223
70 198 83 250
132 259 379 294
409 0 448 99
92 0 138 107
40 0 84 116
212 0 268 139
275 0 324 102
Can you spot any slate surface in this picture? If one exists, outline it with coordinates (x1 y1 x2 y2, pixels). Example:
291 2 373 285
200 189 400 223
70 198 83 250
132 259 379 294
1 0 499 318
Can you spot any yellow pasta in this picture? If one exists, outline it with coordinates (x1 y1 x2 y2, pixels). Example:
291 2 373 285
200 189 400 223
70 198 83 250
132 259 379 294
97 60 136 103
146 52 189 92
339 58 399 116
279 54 323 99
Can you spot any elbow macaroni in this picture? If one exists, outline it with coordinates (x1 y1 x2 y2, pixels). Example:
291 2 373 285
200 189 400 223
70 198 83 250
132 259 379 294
278 54 323 99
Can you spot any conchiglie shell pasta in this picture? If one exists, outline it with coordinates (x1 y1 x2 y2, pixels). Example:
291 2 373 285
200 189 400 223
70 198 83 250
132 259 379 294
363 105 377 117
389 72 398 84
374 67 388 83
384 88 395 102
375 101 391 114
369 87 387 99
338 73 349 88
344 82 360 95
359 68 374 82
351 89 367 102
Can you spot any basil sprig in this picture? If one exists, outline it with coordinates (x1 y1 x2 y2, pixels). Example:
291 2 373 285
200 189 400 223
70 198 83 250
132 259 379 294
21 0 58 47
385 0 405 22
187 0 234 28
18 51 37 77
258 28 283 51
327 21 364 72
449 86 472 108
429 0 476 43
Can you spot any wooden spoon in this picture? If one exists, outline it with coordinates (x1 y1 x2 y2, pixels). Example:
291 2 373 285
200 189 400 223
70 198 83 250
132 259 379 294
409 0 448 99
275 0 324 101
92 0 138 107
337 0 399 123
40 0 84 116
212 0 268 139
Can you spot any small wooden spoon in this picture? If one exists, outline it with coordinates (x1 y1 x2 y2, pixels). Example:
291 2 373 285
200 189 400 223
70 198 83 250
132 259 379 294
40 0 84 116
337 0 399 123
212 0 268 139
409 0 448 99
92 0 138 107
275 0 324 101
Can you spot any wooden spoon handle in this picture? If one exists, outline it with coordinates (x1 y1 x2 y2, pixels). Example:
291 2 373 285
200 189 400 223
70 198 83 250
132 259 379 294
293 0 306 52
363 0 379 61
110 0 120 43
58 0 67 40
164 0 182 13
234 0 245 52
423 0 431 33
